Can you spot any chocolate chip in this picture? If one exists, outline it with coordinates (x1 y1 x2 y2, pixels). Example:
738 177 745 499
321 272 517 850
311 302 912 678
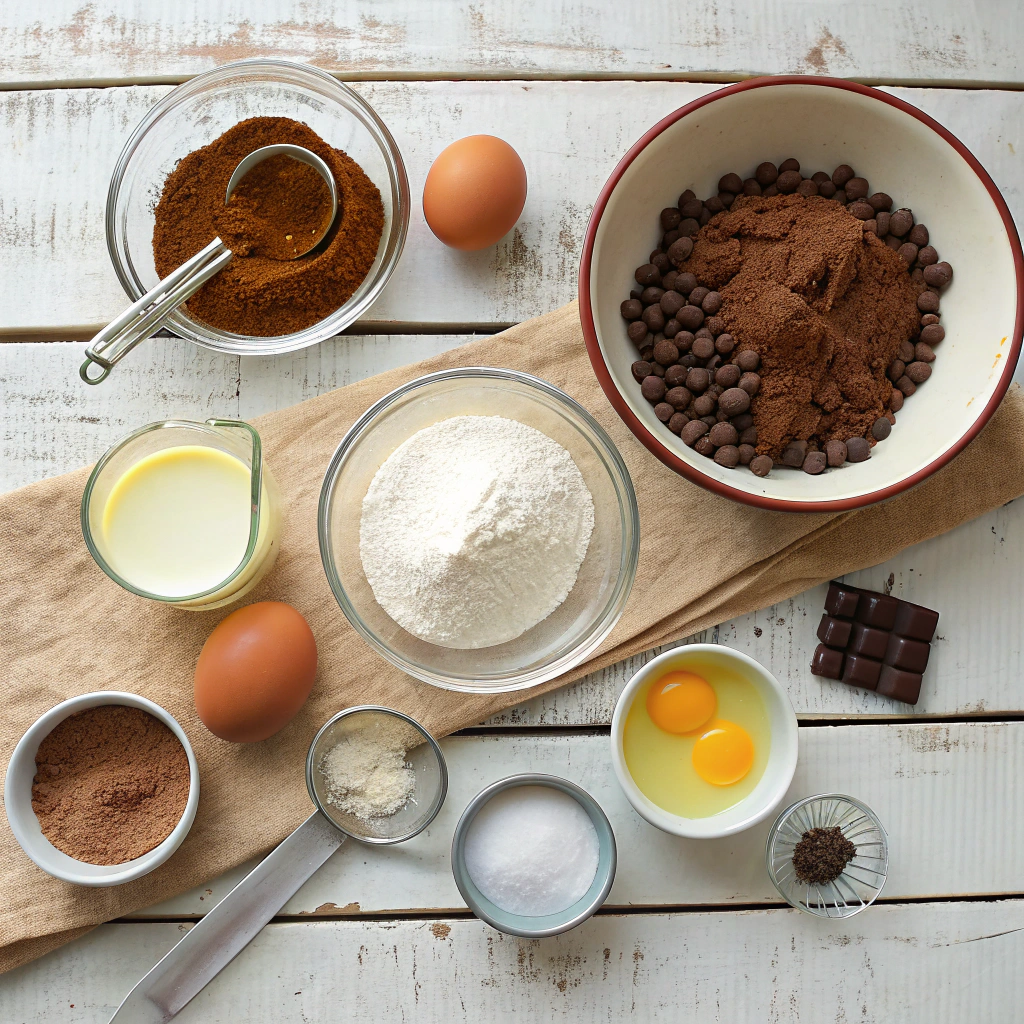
667 237 694 266
653 340 679 366
832 164 855 187
750 454 773 477
665 366 688 390
781 444 805 468
665 386 692 410
709 422 739 447
738 443 756 465
875 210 890 237
845 177 869 200
635 264 661 286
678 218 700 238
662 230 680 249
739 425 758 446
906 361 932 384
923 262 953 288
715 333 736 355
871 417 892 441
621 298 642 320
716 363 741 388
897 242 919 266
677 305 705 330
694 436 716 458
810 171 830 186
762 184 779 197
654 402 674 422
825 440 847 466
681 419 709 447
705 316 727 337
700 207 713 226
702 291 723 315
917 245 938 266
627 321 649 345
803 450 827 474
738 372 761 396
660 208 681 231
779 157 800 173
642 305 666 332
641 376 666 403
660 290 687 317
680 197 703 219
846 437 871 462
917 290 940 313
889 209 914 237
692 336 715 360
867 192 891 212
651 253 671 273
704 195 725 214
920 323 945 345
714 445 740 468
832 189 846 205
914 342 936 363
735 350 760 372
862 219 878 235
641 286 664 305
890 388 904 412
817 180 837 199
649 362 665 378
718 172 744 194
686 367 710 393
796 179 818 197
909 223 929 246
743 178 762 196
718 387 750 416
639 344 654 360
663 319 681 339
731 412 753 431
776 170 802 193
631 360 652 383
756 162 779 186
896 375 917 397
668 412 688 435
898 339 915 363
673 272 695 295
692 393 716 417
849 200 875 220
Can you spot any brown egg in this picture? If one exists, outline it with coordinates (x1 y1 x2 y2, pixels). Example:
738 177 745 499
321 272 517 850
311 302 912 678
423 135 527 251
194 601 318 743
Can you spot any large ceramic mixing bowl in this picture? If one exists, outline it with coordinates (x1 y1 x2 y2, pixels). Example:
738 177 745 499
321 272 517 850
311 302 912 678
580 76 1023 512
319 368 639 693
106 58 409 357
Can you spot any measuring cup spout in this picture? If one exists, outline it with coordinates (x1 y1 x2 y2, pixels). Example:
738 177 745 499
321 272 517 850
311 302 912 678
80 238 233 385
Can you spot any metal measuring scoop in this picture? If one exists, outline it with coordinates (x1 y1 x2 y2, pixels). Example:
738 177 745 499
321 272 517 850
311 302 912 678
107 707 448 1024
80 144 339 385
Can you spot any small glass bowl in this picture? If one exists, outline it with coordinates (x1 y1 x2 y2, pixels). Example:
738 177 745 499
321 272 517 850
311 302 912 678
318 367 640 693
105 58 409 357
766 793 888 919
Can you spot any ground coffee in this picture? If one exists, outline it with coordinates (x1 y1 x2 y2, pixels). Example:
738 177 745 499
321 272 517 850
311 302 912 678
687 194 920 458
153 116 384 337
31 706 190 865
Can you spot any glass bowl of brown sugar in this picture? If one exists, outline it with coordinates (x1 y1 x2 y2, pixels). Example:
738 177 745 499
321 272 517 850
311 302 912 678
105 58 409 358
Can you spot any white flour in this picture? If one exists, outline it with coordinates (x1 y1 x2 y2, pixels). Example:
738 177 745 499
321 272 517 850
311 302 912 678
359 415 595 649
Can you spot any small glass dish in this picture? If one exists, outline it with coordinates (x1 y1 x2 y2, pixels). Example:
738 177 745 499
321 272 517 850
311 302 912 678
766 793 888 919
318 367 640 693
105 58 409 358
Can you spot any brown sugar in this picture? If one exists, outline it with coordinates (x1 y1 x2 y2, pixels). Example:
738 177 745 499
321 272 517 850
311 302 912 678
31 706 190 865
152 116 385 337
686 194 921 458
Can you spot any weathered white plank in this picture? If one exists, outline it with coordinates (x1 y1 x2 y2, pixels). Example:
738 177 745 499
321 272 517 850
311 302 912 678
4 340 1024 720
1 83 1021 334
2 1 1023 87
133 724 1024 919
4 902 1022 1022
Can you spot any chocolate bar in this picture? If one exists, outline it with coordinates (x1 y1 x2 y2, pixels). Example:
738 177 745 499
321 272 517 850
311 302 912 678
811 581 939 705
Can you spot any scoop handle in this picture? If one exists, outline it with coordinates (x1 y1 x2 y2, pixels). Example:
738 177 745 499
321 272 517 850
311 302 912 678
80 238 233 385
107 811 345 1024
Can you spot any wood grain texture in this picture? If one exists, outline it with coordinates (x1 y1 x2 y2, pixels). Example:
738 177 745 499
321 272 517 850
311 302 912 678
1 83 1021 334
3 339 1023 721
130 724 1024 918
2 1 1023 87
3 901 1022 1022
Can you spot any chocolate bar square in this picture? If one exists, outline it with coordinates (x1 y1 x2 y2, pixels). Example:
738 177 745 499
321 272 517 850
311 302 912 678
811 644 844 680
817 614 852 648
877 665 923 704
854 592 899 630
892 602 940 643
841 654 882 690
825 582 860 618
885 634 930 673
849 622 889 660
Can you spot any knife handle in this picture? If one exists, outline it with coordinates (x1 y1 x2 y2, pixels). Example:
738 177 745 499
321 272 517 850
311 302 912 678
109 811 346 1024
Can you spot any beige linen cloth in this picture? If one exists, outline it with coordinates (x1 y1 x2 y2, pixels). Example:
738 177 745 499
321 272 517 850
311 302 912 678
2 301 1024 972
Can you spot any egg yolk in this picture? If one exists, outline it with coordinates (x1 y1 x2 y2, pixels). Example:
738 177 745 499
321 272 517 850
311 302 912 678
645 671 717 735
692 720 755 786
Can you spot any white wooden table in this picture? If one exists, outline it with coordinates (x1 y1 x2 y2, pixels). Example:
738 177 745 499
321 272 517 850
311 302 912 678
2 4 1024 1020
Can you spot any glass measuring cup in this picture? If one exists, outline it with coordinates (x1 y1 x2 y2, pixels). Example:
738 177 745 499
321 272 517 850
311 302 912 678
107 707 448 1024
82 418 281 610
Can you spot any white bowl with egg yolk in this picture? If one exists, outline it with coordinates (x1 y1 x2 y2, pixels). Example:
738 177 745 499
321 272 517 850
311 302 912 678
610 645 797 839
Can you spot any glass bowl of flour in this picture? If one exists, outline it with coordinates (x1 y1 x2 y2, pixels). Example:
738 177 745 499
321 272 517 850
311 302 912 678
319 367 640 692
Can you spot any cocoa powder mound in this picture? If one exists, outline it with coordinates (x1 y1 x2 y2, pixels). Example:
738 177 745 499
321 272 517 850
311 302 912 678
153 116 384 337
687 194 921 458
31 706 190 866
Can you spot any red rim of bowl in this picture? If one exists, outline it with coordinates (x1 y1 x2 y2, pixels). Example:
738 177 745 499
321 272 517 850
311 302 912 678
579 75 1024 513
